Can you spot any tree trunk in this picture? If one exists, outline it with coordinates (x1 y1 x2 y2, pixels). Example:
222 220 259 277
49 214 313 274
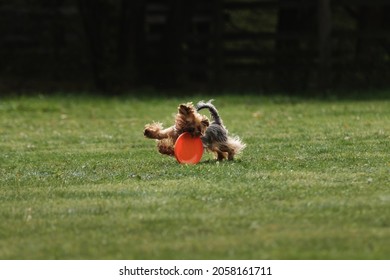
275 1 316 92
317 0 332 91
77 0 108 92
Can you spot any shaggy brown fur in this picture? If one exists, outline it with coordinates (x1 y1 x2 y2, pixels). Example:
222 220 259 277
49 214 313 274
144 102 210 156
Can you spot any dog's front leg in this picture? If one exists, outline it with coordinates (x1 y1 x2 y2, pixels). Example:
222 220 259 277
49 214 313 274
144 123 175 139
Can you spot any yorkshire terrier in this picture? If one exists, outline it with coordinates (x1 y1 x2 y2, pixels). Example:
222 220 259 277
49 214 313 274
144 102 210 156
196 100 246 161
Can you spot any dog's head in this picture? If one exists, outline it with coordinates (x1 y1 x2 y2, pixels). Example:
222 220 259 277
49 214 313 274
175 103 209 137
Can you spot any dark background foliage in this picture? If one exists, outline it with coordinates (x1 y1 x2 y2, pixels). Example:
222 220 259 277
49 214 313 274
1 0 389 95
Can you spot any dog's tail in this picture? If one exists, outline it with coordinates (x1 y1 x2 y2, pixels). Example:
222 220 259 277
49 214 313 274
196 100 222 125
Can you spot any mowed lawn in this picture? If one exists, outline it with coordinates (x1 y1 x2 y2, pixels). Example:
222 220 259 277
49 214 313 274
0 93 389 259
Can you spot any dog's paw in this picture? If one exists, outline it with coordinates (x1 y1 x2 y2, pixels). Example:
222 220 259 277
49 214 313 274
143 122 162 138
143 127 154 138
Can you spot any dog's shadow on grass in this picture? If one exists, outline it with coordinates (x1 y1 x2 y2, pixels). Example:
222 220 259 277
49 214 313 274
198 159 244 165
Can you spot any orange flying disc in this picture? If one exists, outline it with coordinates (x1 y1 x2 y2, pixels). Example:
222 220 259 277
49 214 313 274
174 132 204 164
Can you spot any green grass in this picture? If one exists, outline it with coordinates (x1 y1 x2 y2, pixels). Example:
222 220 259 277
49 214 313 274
0 93 389 259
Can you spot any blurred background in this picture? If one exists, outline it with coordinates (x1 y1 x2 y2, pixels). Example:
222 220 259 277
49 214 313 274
1 0 389 95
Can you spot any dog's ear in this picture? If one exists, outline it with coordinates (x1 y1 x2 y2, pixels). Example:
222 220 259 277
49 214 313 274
178 103 193 116
201 116 210 127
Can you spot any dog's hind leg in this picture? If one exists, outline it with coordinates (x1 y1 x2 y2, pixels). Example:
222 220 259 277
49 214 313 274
157 138 175 156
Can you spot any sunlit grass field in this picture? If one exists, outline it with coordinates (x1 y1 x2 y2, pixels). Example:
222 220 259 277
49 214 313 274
0 93 389 259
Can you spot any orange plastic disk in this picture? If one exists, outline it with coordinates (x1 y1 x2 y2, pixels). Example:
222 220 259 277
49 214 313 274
174 132 204 164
